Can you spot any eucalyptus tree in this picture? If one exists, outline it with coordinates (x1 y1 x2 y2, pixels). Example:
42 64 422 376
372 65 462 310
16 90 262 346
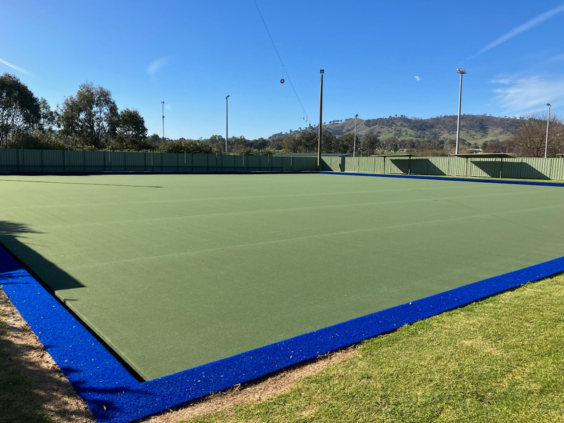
59 82 119 148
0 73 41 147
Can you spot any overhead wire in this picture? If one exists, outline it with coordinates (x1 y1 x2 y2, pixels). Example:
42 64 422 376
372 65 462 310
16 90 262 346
253 0 310 124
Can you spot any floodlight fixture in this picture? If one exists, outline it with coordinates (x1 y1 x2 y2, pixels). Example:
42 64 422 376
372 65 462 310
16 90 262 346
161 101 165 140
545 103 552 158
225 95 230 153
455 68 467 154
318 70 325 167
353 114 359 158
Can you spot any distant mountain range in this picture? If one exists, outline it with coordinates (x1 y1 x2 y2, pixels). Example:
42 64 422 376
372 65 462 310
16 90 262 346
278 115 521 145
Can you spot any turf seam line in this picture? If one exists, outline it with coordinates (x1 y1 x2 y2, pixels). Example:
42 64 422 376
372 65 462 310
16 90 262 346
2 246 564 423
320 171 564 186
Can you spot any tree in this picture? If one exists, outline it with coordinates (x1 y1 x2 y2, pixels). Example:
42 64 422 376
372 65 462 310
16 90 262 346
207 134 226 151
38 98 57 133
513 114 564 157
359 134 379 156
59 82 119 148
147 133 161 146
0 73 41 147
158 139 216 154
114 108 148 150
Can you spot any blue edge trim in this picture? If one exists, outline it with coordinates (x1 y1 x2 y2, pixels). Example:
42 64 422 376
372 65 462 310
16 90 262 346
1 172 564 423
319 171 564 187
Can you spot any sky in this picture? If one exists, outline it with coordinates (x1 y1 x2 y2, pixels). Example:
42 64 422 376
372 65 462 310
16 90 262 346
2 0 564 140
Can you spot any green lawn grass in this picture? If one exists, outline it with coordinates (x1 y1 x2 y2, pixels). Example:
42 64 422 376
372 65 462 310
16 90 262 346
190 273 564 423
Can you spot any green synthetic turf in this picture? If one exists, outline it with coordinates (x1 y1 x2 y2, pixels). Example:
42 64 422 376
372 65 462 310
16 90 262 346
0 174 563 380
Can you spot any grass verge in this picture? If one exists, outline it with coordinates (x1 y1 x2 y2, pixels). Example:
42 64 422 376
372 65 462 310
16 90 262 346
188 273 564 423
0 294 52 423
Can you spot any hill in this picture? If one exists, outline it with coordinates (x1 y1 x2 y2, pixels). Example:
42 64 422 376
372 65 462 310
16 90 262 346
285 114 521 145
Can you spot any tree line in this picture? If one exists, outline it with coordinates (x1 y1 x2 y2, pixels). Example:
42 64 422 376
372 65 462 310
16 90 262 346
1 73 562 157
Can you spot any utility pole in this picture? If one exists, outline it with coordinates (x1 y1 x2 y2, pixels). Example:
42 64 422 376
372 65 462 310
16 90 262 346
225 95 230 153
317 69 324 168
455 68 466 155
353 114 358 157
161 101 165 141
545 103 551 158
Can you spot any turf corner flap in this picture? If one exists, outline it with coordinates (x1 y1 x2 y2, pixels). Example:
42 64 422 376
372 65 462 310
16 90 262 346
1 245 564 423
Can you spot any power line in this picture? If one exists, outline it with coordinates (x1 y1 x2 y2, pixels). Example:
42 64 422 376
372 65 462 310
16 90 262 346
253 0 310 124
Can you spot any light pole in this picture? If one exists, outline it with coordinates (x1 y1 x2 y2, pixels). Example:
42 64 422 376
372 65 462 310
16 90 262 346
455 68 466 155
317 69 324 168
545 103 551 158
225 95 230 153
353 114 358 157
161 101 165 141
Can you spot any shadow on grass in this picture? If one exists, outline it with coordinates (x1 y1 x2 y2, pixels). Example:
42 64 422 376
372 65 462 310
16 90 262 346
0 221 84 292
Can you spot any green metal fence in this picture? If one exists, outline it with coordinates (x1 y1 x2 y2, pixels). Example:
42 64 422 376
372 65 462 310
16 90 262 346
2 149 562 180
0 149 319 174
321 156 564 181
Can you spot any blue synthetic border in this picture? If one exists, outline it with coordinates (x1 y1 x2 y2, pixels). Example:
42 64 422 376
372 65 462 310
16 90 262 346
320 171 564 187
2 247 564 423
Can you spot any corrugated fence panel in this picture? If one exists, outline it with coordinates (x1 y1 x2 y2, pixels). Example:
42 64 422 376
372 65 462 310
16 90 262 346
4 149 563 178
270 156 283 171
446 157 466 176
424 157 448 175
221 155 234 172
160 153 177 171
246 156 261 171
0 149 19 171
191 154 208 172
289 157 304 172
549 158 564 180
83 151 104 172
519 157 550 180
68 151 85 172
108 152 127 171
260 156 271 171
321 157 341 171
357 157 374 173
305 157 317 171
42 150 65 172
125 152 146 171
342 158 356 172
385 157 406 174
281 157 293 172
21 149 42 172
468 157 498 178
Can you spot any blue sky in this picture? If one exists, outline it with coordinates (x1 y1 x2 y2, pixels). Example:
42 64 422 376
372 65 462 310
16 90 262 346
2 0 564 139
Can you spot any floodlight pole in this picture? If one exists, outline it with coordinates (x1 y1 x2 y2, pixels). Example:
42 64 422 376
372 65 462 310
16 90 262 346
225 95 230 153
353 114 358 157
455 68 466 155
161 101 165 141
545 103 551 158
317 69 324 168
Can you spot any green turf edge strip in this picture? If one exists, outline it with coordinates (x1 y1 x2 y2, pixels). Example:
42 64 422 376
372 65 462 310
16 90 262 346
2 245 564 423
319 171 564 187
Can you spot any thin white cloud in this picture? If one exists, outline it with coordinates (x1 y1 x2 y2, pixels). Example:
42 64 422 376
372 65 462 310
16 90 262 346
544 53 564 63
471 4 564 58
147 57 169 75
493 75 564 113
0 57 30 75
164 103 172 111
414 75 421 82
